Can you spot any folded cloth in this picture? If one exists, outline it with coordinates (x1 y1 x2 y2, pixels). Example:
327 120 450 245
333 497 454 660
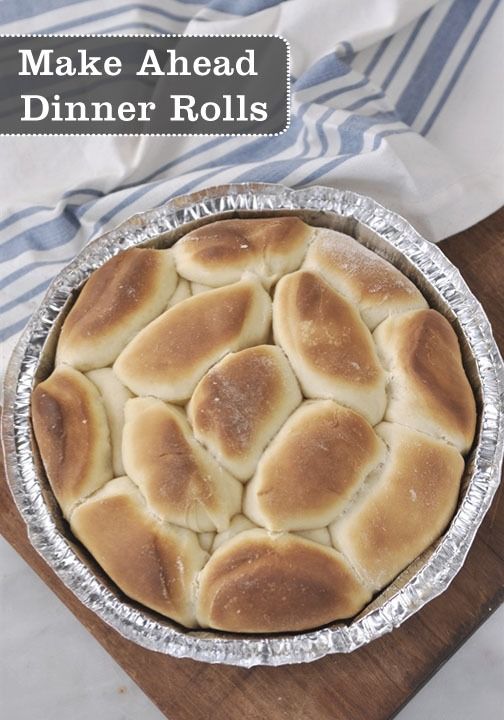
0 0 502 383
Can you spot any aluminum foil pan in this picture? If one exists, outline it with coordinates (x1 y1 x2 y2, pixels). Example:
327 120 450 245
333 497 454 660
2 183 503 667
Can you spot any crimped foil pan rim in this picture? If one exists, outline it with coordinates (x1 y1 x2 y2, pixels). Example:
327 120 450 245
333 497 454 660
2 182 503 667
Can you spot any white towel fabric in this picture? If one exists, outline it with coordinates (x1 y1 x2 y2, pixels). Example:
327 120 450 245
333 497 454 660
0 0 503 381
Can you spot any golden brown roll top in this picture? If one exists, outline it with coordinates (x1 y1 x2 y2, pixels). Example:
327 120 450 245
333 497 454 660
172 216 312 288
331 422 464 590
70 477 207 627
273 270 387 425
114 276 272 403
303 229 427 329
56 248 177 371
244 400 386 531
187 345 302 481
373 309 476 453
196 529 371 633
122 398 242 532
31 366 113 517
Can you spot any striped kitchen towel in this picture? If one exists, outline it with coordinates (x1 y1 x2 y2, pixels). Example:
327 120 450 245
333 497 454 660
0 0 503 381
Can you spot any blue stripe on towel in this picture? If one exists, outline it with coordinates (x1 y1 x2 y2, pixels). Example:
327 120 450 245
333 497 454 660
0 258 73 292
382 8 433 90
420 0 500 135
0 278 52 315
0 206 81 263
395 0 480 125
39 4 190 32
0 315 31 342
0 0 90 24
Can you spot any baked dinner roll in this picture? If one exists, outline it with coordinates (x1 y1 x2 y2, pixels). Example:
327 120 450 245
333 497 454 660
86 368 133 476
373 309 476 453
304 229 427 329
331 422 464 589
70 477 207 627
33 214 477 635
56 248 177 371
196 529 371 632
122 398 242 532
273 270 386 424
114 276 272 402
188 345 302 481
173 217 311 288
244 400 386 531
32 366 113 518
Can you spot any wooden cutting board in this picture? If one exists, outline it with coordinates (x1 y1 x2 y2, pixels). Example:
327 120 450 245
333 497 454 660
1 209 503 720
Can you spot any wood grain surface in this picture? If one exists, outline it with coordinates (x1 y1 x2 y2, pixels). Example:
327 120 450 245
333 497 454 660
1 208 503 720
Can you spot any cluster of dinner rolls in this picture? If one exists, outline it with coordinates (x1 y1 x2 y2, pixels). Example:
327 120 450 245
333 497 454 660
31 216 476 633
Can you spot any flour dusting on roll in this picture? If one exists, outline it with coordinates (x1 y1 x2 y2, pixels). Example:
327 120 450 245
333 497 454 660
331 422 465 589
173 216 312 288
188 345 302 480
32 365 113 518
122 397 242 532
114 276 272 402
71 477 207 627
373 309 476 453
304 228 427 329
57 248 177 371
273 270 387 425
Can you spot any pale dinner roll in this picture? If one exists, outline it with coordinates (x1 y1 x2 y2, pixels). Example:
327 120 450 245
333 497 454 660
373 309 476 453
114 276 272 403
244 400 386 531
188 345 302 481
294 527 332 547
167 278 191 307
303 229 427 329
198 532 216 552
273 270 386 425
86 368 133 476
331 422 464 589
70 477 207 627
122 397 242 532
173 216 311 288
211 514 258 553
196 529 371 632
190 282 213 295
56 248 177 371
32 365 113 518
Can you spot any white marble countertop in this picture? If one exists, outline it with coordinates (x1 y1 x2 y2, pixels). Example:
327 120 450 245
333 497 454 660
0 534 502 720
